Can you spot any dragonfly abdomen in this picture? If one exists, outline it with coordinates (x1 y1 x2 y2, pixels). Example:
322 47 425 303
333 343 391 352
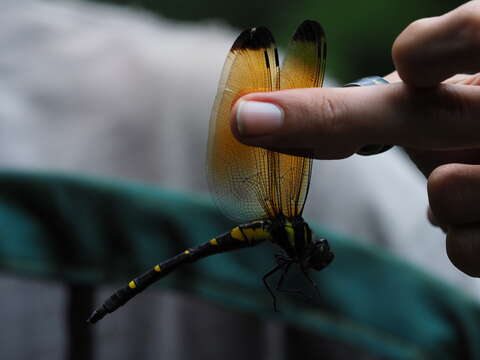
87 220 272 324
87 253 186 324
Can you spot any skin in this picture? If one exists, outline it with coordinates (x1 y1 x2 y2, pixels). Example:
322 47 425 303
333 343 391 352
232 1 480 277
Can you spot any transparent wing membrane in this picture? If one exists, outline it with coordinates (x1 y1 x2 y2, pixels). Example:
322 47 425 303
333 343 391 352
278 20 326 217
207 20 326 220
207 27 281 220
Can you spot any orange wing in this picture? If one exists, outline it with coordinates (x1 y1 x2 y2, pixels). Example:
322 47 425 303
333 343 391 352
207 21 326 221
278 20 327 217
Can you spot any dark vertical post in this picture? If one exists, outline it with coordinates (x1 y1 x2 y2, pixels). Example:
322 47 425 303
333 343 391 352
67 284 94 360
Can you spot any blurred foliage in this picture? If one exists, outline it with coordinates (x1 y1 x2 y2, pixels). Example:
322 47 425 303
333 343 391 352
91 0 465 82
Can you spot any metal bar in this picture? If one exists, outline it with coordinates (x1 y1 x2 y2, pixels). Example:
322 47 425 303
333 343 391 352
67 284 94 360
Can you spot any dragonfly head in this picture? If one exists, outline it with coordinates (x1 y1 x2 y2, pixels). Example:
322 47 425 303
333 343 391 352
307 238 334 271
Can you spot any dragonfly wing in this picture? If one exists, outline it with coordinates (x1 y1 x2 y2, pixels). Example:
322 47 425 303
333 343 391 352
278 20 327 217
207 27 281 221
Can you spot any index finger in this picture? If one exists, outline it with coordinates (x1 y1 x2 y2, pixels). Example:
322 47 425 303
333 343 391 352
232 83 480 159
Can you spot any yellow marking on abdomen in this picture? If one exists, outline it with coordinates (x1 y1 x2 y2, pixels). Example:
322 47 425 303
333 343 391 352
184 250 191 255
154 265 161 272
243 227 271 241
231 225 272 242
230 227 245 241
128 281 136 289
210 238 218 245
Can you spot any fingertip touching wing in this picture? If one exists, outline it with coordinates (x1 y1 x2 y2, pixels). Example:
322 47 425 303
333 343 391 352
278 20 327 217
207 26 281 221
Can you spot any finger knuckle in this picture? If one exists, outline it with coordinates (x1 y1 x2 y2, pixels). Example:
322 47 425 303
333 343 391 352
420 87 469 140
282 90 356 157
406 18 432 36
456 9 480 48
392 19 434 82
392 19 429 61
446 226 480 277
308 93 346 137
427 164 466 221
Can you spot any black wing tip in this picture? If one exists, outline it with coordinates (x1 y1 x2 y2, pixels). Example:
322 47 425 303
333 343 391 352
292 20 325 42
231 26 275 51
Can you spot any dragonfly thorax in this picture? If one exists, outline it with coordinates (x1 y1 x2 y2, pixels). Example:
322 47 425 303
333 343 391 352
268 215 310 258
268 215 333 271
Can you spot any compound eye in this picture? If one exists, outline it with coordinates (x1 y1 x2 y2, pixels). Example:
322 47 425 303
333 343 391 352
309 240 334 270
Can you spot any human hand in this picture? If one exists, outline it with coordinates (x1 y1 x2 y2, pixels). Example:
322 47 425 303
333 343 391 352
231 1 480 276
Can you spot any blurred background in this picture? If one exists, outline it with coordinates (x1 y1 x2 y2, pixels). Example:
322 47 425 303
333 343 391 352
91 0 466 82
1 0 478 359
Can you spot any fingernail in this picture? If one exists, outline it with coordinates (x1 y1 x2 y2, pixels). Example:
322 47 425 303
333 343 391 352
236 101 284 136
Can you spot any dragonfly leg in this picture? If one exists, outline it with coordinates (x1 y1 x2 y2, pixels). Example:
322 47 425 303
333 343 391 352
275 261 292 291
262 264 282 312
276 261 310 299
274 253 291 266
300 264 320 295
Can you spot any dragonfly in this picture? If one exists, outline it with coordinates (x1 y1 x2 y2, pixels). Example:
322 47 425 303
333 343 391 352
87 19 333 324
